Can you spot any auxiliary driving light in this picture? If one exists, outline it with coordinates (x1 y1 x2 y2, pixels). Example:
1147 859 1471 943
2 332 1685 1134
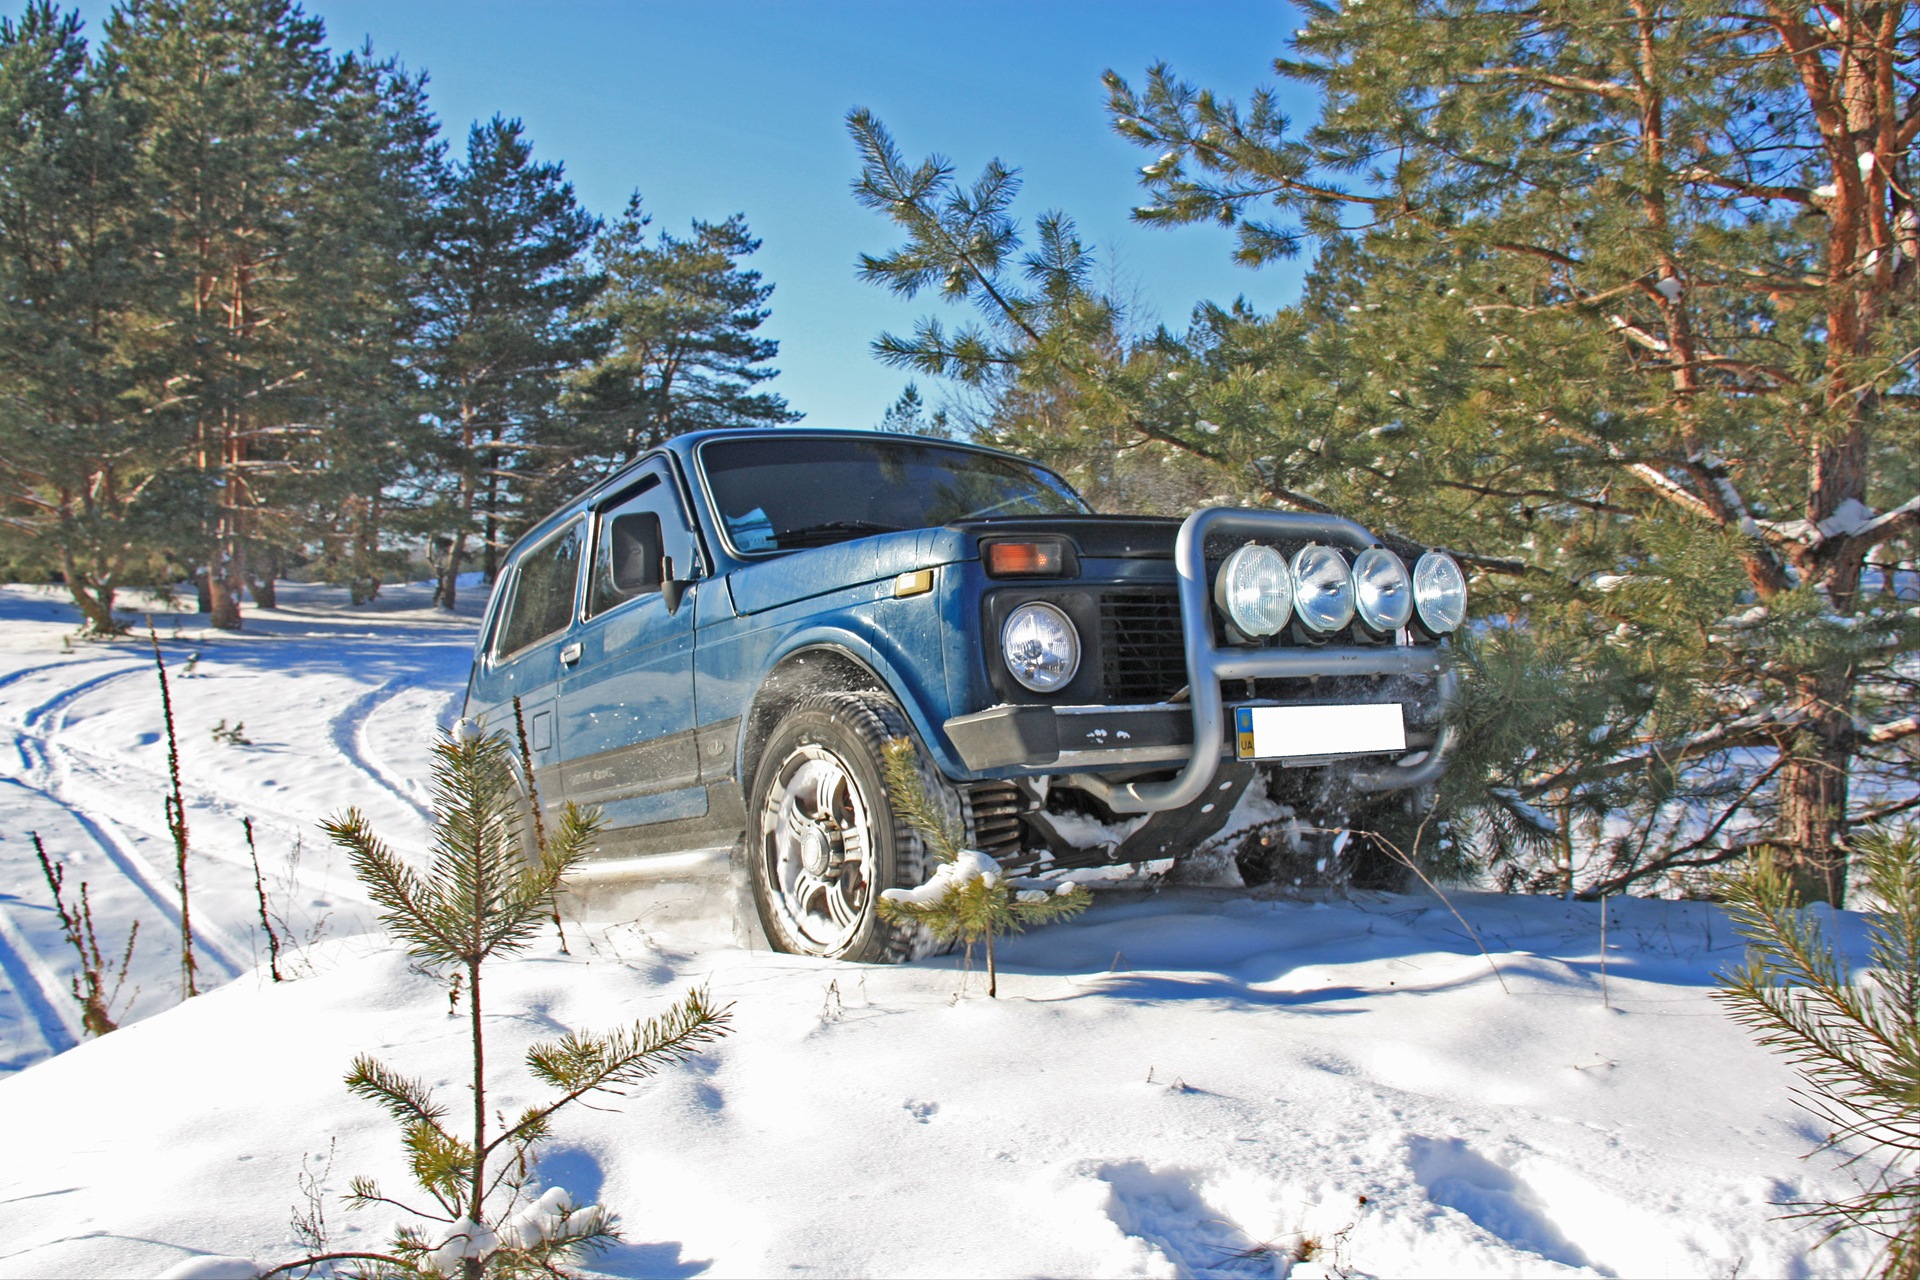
1412 550 1469 635
1351 546 1413 633
1214 542 1293 638
1290 544 1356 635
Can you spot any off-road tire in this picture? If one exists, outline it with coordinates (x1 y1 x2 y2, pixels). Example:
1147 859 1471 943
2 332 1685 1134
746 692 952 963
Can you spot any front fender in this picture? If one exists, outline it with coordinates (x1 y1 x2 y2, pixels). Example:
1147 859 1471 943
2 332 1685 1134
739 600 967 782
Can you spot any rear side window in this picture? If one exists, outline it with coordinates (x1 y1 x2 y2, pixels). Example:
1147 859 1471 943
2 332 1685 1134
495 520 585 658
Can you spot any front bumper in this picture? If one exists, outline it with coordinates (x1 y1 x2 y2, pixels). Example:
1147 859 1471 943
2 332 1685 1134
947 694 1446 772
946 702 1194 770
943 507 1458 813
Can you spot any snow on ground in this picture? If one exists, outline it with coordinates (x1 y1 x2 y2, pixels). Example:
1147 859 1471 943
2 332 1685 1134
0 580 1884 1278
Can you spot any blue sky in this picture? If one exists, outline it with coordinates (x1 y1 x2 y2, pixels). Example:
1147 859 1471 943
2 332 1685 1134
295 2 1314 426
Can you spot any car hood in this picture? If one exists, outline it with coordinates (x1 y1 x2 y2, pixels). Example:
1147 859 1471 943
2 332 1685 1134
721 516 1190 617
722 527 975 616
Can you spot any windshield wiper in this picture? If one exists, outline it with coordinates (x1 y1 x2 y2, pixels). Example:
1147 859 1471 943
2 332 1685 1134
774 519 905 548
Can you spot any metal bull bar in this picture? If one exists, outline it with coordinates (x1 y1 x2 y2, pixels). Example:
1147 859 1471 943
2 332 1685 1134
1084 507 1457 815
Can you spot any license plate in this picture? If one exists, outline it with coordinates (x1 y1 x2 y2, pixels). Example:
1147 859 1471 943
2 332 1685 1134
1234 703 1406 761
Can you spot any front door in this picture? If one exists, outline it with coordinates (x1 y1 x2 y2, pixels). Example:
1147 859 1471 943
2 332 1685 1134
556 459 704 837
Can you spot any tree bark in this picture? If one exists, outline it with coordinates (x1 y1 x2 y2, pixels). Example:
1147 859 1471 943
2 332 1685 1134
207 533 243 631
206 570 242 631
1777 676 1854 904
247 554 277 610
435 533 465 611
482 421 502 584
57 546 119 636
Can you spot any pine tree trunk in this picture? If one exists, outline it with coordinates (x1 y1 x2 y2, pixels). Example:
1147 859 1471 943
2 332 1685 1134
482 427 501 585
436 534 464 610
207 546 242 631
356 496 382 603
208 464 245 629
1778 685 1853 905
58 546 118 636
438 403 477 611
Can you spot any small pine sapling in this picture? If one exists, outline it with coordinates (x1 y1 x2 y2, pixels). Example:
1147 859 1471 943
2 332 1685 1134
510 694 567 954
244 817 284 982
875 738 1089 996
1715 829 1920 1278
287 724 731 1279
32 833 138 1036
148 623 196 998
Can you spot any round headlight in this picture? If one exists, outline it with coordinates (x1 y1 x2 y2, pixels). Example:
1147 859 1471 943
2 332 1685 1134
1001 602 1080 693
1351 546 1413 632
1214 542 1293 638
1413 550 1468 634
1290 544 1355 634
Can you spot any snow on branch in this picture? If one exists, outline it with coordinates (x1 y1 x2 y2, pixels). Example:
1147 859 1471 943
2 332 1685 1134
1825 493 1920 556
1868 715 1920 746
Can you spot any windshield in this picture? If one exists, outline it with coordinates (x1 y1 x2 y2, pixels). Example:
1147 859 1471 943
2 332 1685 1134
698 435 1088 554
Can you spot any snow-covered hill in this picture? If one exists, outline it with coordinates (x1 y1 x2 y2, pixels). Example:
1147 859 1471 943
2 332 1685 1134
0 582 1876 1278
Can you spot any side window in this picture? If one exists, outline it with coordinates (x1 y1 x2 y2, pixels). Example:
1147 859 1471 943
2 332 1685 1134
494 520 585 659
588 465 696 617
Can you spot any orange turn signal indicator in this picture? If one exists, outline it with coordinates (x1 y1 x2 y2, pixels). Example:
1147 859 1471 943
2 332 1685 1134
984 540 1066 577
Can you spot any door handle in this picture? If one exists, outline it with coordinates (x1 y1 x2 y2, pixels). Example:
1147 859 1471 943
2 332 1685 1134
559 642 582 666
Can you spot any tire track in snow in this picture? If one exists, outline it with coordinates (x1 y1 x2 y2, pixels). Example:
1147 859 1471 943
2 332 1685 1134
2 656 279 975
16 662 146 731
6 669 373 914
0 654 119 699
0 771 248 982
0 898 83 1061
329 678 436 824
2 662 143 773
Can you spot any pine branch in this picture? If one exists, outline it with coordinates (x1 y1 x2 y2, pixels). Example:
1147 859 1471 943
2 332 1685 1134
345 1055 452 1137
880 738 963 862
324 809 464 960
504 987 733 1151
1460 66 1639 102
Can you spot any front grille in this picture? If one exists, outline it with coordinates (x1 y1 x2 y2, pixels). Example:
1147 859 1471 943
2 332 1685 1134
1094 586 1432 706
1099 588 1188 702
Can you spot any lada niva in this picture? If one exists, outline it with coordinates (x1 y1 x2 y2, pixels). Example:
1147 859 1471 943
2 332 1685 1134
464 429 1464 962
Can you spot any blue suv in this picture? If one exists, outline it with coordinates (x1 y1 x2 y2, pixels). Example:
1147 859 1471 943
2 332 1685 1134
465 429 1463 962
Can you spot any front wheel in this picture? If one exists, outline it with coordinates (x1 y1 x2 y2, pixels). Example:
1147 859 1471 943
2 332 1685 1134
746 693 940 963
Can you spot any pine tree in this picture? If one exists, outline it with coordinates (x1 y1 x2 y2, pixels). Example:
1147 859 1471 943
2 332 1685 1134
849 3 1920 900
0 4 439 630
559 197 794 492
414 117 600 608
874 382 955 439
874 738 1089 997
1099 4 1920 900
310 725 731 1279
0 4 179 634
1716 829 1920 1277
844 110 1264 516
94 0 441 630
255 41 441 609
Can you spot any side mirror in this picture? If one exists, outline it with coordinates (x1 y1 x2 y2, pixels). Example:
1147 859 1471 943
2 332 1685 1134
608 512 663 595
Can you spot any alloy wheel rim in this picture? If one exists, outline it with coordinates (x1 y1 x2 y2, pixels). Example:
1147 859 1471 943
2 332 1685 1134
759 744 876 952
